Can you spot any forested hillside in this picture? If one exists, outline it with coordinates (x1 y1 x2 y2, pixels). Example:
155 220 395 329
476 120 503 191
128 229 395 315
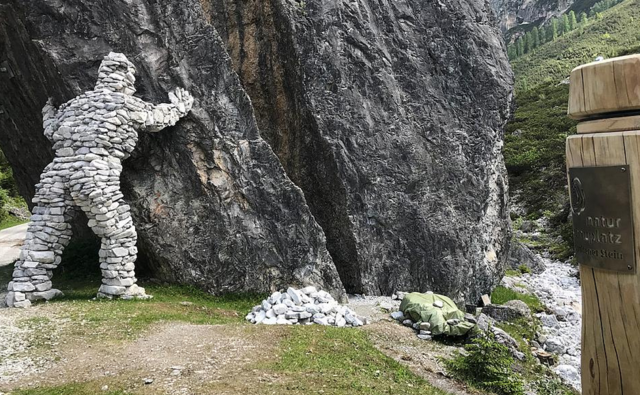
505 0 640 258
511 0 640 90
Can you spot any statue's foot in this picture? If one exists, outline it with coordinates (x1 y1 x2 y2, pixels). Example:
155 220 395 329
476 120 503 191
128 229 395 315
97 284 152 300
6 291 30 308
30 288 64 301
7 289 64 307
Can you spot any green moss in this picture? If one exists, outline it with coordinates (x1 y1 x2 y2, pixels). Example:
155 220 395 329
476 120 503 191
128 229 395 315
491 286 545 313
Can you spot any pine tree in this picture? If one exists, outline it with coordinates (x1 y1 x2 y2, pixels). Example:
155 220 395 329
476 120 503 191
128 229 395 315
562 15 571 34
524 31 534 53
508 44 516 60
538 26 546 44
544 24 551 42
532 27 540 48
517 37 525 57
580 12 588 25
551 18 559 40
569 11 578 30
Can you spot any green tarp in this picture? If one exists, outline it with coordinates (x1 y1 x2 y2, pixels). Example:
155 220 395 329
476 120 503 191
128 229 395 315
399 292 476 336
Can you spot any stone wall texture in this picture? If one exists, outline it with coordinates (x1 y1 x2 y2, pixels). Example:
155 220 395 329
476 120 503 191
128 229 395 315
0 0 513 304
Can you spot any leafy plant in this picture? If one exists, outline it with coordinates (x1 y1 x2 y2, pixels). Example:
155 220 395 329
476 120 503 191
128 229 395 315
0 148 27 228
491 286 544 312
518 265 532 274
534 377 579 395
0 188 9 223
444 333 525 395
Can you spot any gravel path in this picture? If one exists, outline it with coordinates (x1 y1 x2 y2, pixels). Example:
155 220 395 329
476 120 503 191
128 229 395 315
502 258 582 391
0 306 63 386
348 294 485 395
0 223 27 266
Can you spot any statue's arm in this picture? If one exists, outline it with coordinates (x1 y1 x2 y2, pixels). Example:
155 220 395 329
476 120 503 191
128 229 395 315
140 88 194 133
42 98 58 142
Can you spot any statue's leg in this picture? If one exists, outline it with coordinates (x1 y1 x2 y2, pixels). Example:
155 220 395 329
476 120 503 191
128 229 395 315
70 158 148 300
6 162 72 308
96 197 147 299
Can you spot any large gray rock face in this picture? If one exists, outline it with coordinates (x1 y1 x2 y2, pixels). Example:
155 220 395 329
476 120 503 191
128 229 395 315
0 0 346 299
211 0 513 303
0 0 513 305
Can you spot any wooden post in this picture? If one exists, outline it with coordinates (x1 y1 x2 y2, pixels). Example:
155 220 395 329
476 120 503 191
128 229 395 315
567 54 640 395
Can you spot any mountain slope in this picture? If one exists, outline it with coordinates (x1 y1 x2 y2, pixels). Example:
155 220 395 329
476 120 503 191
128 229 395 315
490 0 576 33
504 0 640 257
511 0 640 91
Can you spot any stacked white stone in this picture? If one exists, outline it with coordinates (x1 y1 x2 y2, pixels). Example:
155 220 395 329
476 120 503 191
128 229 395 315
246 287 366 327
5 52 193 308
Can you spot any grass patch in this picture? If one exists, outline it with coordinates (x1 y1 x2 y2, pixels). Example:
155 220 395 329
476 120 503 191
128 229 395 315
517 265 531 274
497 318 538 351
28 238 264 339
491 286 544 313
266 325 449 394
504 269 521 277
1 237 264 341
50 283 264 340
0 215 27 231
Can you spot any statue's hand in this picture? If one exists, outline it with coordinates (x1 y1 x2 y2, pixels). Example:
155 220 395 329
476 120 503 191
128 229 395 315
42 98 56 120
169 88 194 116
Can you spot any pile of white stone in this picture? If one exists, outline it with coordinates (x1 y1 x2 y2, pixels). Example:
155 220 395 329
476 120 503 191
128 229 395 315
246 287 366 327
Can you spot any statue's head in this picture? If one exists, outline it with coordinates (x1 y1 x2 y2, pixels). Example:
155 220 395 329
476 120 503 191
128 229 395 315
95 52 137 95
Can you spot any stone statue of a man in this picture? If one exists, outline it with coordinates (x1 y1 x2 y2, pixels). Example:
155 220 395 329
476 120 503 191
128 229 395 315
5 52 193 307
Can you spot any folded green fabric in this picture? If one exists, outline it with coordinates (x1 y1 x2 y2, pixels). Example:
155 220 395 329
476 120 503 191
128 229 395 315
400 292 476 336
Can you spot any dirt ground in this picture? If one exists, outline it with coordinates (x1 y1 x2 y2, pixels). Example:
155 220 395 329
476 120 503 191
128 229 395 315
0 298 485 395
0 317 288 395
365 321 485 395
0 222 487 394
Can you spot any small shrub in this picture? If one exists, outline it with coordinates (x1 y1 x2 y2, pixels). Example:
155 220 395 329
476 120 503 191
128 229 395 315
0 189 9 224
535 377 577 395
518 265 532 274
444 333 525 395
491 286 544 312
505 269 521 277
